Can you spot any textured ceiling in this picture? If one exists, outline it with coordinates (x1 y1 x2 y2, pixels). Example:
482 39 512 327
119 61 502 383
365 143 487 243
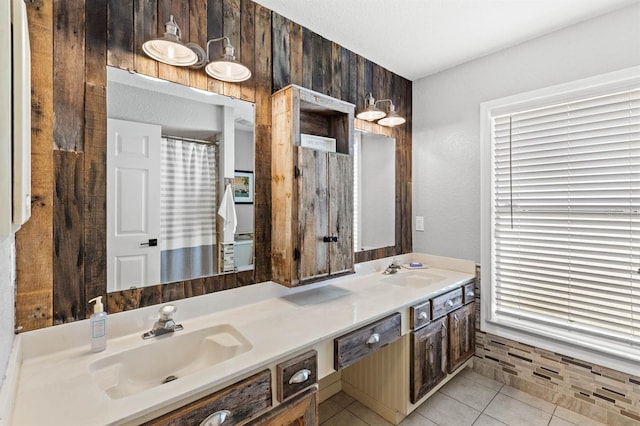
254 0 640 81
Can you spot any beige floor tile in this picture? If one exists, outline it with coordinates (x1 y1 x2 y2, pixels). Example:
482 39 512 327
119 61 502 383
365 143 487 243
346 401 393 426
472 414 508 426
416 392 481 426
440 374 499 411
321 409 369 426
484 393 552 426
549 416 577 426
328 391 355 408
553 406 608 426
499 385 555 414
459 367 504 392
399 411 439 426
319 399 343 424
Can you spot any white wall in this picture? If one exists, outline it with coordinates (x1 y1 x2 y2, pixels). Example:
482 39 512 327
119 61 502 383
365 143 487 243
412 4 640 262
234 128 255 235
0 236 15 390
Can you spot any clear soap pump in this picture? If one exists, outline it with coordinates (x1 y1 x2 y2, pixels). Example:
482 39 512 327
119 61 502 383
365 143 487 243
88 296 107 353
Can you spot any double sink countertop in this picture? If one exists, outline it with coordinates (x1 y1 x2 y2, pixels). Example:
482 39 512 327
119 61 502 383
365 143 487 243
0 253 475 425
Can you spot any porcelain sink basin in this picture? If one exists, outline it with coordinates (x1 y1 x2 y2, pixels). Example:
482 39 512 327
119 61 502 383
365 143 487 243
89 324 252 399
383 271 446 289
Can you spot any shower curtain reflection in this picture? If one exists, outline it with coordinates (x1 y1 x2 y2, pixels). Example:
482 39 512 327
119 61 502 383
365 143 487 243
160 137 218 283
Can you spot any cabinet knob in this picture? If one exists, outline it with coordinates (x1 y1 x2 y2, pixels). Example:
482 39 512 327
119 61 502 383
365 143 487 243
288 368 312 384
445 300 454 308
366 333 380 345
200 410 231 426
418 311 428 321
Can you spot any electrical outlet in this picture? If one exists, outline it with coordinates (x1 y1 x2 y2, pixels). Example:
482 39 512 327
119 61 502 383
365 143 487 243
415 216 424 232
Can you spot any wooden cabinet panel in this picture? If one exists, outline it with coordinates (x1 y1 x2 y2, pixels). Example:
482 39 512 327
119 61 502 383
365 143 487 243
410 317 448 403
431 288 463 320
277 350 318 402
297 147 329 282
247 387 318 426
328 153 354 275
410 300 431 330
448 302 476 373
334 312 401 370
143 370 271 426
463 281 475 305
271 85 355 287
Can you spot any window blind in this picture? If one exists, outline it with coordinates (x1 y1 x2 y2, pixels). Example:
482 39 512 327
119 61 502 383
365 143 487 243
491 88 640 346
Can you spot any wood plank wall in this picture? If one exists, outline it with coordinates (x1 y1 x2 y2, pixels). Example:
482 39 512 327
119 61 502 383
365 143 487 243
16 0 412 331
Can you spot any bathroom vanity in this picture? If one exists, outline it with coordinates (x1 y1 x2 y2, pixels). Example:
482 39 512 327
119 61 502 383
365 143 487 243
1 254 475 425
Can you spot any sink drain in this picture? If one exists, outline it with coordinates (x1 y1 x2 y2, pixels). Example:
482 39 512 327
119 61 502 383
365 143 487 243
162 375 178 384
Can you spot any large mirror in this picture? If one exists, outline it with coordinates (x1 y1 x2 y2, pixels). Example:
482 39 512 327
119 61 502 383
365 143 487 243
354 130 396 251
106 67 255 292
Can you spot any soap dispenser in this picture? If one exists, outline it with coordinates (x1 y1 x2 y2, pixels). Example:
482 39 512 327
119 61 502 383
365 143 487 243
88 296 107 353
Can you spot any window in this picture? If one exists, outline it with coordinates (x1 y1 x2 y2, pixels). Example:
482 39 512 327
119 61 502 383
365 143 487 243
480 67 640 374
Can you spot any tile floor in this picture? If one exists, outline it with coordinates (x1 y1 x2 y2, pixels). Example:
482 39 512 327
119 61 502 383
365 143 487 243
319 367 608 426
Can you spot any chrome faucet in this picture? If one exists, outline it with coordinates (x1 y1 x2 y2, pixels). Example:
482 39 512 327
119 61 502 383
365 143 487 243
383 259 402 275
142 304 184 339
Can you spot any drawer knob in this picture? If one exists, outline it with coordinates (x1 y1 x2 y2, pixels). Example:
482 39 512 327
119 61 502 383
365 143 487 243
445 300 454 308
200 410 231 426
366 333 380 345
418 311 428 320
289 368 312 384
466 290 474 298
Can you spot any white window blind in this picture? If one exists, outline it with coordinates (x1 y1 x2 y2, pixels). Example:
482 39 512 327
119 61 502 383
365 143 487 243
491 87 640 348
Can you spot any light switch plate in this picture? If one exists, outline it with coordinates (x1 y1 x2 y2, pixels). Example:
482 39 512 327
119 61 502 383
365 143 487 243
415 216 424 232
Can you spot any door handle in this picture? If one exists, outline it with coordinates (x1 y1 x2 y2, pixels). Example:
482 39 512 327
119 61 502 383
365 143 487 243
140 239 158 247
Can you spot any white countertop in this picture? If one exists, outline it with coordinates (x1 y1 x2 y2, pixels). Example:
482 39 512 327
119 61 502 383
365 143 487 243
2 253 475 425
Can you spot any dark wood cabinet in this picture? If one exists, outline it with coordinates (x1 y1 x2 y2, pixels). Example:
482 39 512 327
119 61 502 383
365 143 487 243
448 302 476 373
276 350 318 402
410 317 448 403
143 370 271 426
247 387 318 426
271 84 355 287
409 281 476 404
334 312 402 370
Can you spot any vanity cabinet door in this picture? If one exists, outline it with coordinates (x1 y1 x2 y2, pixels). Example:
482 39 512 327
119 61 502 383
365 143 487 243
410 317 448 403
448 302 476 373
143 370 271 426
296 148 354 283
297 147 330 282
327 152 353 276
247 387 318 426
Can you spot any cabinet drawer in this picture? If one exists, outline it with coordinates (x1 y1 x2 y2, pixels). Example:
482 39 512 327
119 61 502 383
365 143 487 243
410 300 431 330
276 350 318 402
143 369 271 426
431 288 463 319
334 313 401 370
463 282 475 304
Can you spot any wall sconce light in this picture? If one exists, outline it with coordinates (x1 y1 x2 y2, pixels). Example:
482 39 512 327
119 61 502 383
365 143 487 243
142 15 251 83
356 93 406 127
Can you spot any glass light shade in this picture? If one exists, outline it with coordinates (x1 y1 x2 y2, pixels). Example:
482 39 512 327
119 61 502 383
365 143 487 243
357 106 386 121
378 109 406 127
142 38 198 66
357 93 387 121
205 59 252 82
142 16 198 66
